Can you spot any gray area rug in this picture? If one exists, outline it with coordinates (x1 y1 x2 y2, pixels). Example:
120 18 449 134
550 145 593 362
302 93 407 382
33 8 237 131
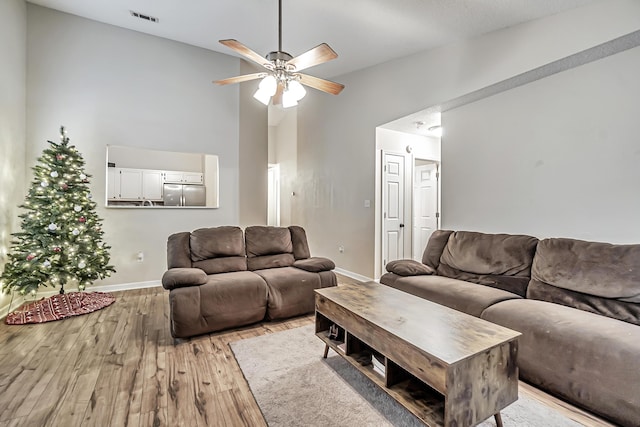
230 325 583 427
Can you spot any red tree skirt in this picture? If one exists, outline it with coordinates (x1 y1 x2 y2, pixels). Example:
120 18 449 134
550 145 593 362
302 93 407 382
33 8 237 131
5 292 116 325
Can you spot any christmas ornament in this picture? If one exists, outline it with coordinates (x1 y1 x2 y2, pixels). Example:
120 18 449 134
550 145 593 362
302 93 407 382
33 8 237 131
72 228 80 236
53 247 61 253
79 216 86 223
41 181 49 188
50 171 59 178
80 173 87 180
26 254 35 261
78 261 86 269
87 193 93 199
74 205 82 212
61 183 68 190
56 154 64 160
48 223 58 231
43 260 51 267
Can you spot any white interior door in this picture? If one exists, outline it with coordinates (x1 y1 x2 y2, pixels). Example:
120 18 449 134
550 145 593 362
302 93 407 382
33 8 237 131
413 163 439 261
382 153 405 267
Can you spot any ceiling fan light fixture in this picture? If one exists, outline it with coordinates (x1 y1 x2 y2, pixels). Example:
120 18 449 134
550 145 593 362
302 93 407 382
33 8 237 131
253 87 272 106
288 80 306 101
282 90 298 108
259 75 278 96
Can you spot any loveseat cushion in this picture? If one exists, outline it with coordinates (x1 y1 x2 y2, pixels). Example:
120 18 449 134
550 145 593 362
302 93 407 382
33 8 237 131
385 259 434 276
190 226 246 261
530 238 640 324
436 231 538 296
254 267 323 319
293 257 335 273
245 226 295 270
168 271 268 338
380 274 521 317
482 299 640 427
161 268 207 290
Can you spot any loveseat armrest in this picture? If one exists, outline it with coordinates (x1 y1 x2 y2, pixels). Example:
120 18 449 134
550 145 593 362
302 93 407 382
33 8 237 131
385 259 435 276
162 268 207 290
292 257 335 273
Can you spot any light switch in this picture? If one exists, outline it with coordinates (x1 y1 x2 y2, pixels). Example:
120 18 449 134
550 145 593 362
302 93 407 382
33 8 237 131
364 199 371 208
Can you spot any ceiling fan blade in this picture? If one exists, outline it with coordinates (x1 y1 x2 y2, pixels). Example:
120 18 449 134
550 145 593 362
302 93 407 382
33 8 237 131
298 74 345 95
286 43 338 72
214 73 265 86
219 39 270 68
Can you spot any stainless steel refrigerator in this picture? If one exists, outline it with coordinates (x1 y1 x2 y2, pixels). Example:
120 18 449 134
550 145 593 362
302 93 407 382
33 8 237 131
163 184 206 206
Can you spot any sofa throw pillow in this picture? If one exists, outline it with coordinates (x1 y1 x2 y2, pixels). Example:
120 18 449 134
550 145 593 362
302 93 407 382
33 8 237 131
386 260 435 276
293 257 335 272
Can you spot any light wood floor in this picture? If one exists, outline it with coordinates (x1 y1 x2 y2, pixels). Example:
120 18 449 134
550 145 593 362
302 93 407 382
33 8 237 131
0 275 615 427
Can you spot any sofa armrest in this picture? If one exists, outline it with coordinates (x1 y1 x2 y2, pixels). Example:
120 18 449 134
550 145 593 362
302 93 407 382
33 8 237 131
385 259 435 276
292 257 335 273
162 268 207 290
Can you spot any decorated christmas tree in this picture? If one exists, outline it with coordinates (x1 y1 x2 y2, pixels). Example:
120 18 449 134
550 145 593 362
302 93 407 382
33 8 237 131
0 126 115 296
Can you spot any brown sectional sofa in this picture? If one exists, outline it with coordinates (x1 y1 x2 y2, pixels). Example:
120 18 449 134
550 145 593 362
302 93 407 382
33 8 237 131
380 230 640 427
162 225 336 339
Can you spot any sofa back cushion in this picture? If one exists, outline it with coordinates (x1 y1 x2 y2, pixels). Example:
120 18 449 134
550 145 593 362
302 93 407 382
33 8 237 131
421 230 453 269
245 226 295 270
529 238 640 324
189 226 247 274
437 231 539 297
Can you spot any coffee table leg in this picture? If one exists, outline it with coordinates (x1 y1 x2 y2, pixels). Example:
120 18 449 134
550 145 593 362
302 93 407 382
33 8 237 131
494 412 503 427
323 344 329 358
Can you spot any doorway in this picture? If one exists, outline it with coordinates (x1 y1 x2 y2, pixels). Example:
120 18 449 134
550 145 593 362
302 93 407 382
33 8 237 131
267 164 280 226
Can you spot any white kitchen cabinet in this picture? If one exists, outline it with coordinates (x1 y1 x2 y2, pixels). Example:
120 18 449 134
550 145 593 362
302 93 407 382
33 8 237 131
108 168 164 201
142 170 163 200
163 171 204 184
118 169 143 200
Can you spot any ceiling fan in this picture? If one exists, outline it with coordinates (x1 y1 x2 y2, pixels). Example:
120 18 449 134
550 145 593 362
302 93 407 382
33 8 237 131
213 0 344 108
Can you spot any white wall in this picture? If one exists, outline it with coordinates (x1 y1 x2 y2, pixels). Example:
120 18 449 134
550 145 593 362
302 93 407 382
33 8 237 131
238 61 268 227
26 5 240 287
0 0 27 314
441 45 640 243
297 0 640 278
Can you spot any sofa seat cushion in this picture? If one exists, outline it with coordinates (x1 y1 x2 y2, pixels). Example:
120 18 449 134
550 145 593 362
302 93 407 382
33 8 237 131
293 257 335 273
481 299 640 427
168 271 268 338
385 260 434 276
380 274 521 317
254 267 322 320
162 268 207 290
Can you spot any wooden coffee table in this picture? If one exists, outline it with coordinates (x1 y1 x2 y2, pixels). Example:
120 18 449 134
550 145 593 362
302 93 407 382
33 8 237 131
315 282 521 427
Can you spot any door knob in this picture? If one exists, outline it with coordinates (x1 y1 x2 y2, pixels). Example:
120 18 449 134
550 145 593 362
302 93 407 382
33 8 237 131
399 223 405 228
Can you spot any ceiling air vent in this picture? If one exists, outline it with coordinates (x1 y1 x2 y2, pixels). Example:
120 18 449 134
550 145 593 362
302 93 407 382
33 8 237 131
130 11 159 23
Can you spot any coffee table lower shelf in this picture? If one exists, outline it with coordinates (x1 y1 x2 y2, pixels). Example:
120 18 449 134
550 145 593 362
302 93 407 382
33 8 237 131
316 328 446 426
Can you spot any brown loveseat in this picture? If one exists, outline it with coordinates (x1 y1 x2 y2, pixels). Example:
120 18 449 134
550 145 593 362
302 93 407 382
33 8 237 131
380 230 640 427
162 225 336 338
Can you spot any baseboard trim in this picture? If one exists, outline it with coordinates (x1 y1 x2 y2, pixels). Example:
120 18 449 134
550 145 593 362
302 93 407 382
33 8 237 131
0 280 162 319
334 267 373 283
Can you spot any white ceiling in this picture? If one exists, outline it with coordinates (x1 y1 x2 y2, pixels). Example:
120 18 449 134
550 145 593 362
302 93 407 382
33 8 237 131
27 0 598 79
27 0 600 136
